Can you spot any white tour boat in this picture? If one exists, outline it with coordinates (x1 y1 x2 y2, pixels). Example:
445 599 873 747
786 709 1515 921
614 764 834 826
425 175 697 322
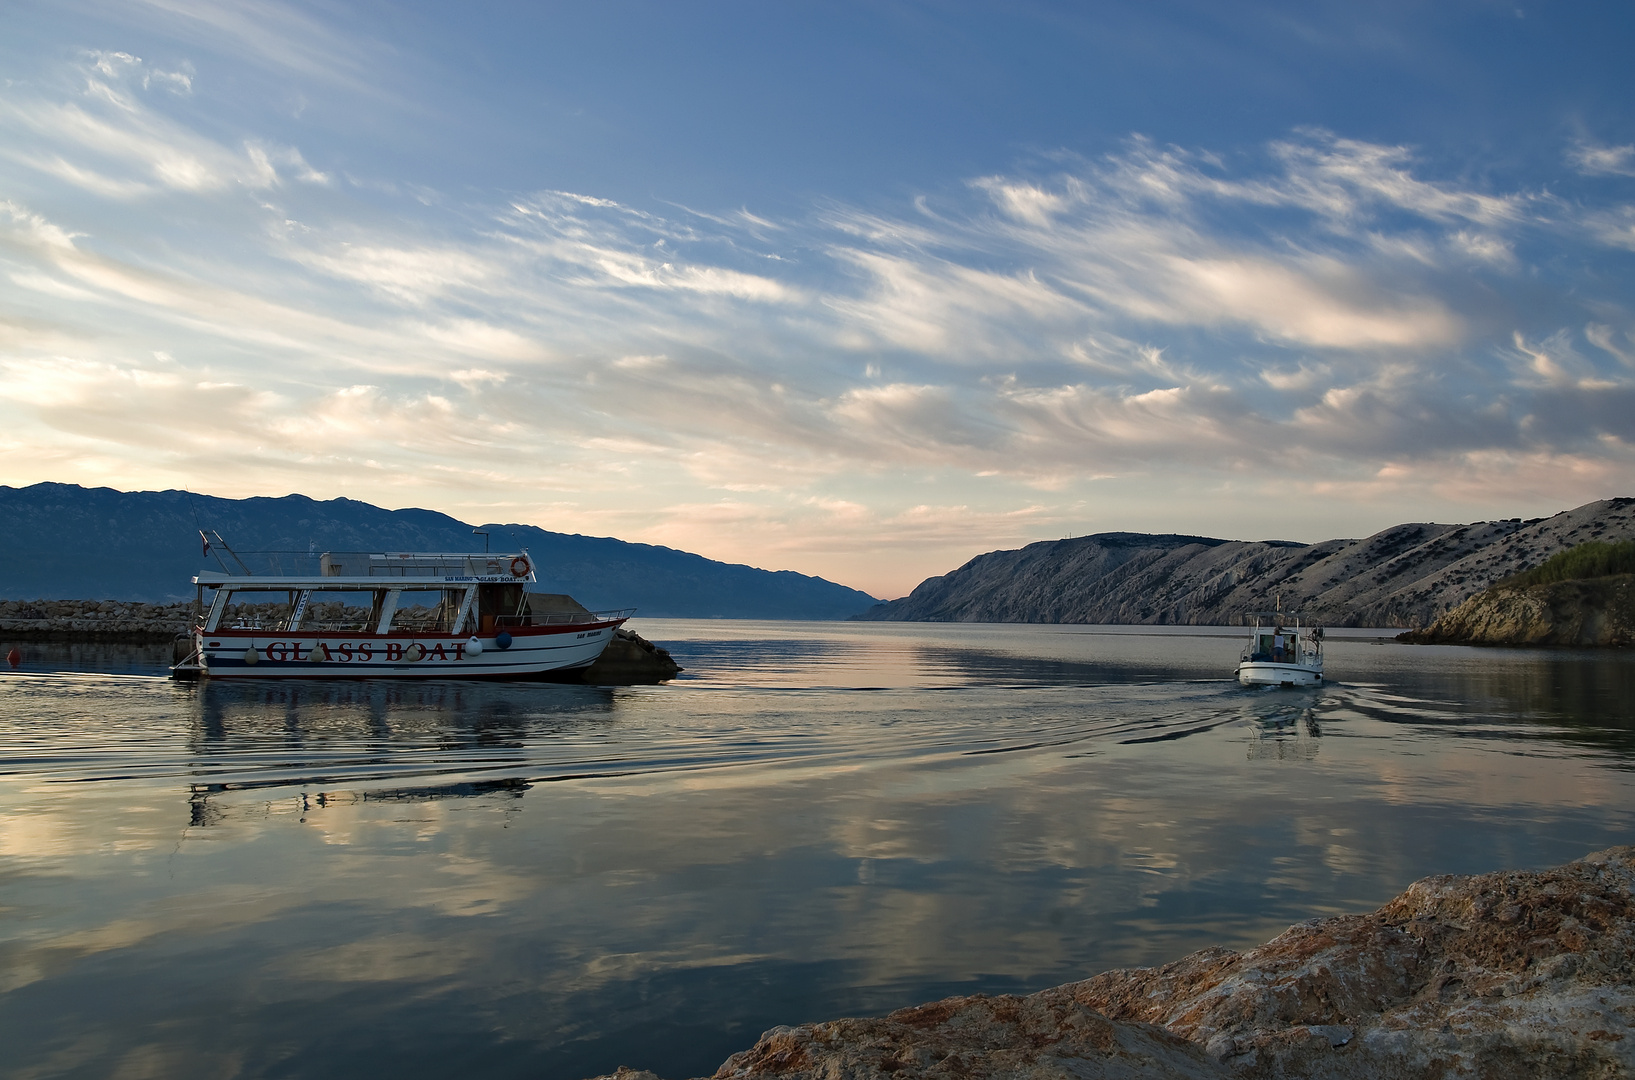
1235 610 1324 687
172 545 632 680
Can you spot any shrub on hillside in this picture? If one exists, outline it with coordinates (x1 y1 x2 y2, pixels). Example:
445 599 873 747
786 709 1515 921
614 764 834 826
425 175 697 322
1501 540 1635 588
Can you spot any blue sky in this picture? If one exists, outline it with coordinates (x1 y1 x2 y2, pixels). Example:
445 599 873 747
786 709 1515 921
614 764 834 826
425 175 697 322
2 1 1633 597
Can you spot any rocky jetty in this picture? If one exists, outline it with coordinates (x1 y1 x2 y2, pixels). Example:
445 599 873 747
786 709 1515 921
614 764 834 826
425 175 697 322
590 847 1635 1080
854 498 1635 628
1400 574 1635 647
0 598 192 641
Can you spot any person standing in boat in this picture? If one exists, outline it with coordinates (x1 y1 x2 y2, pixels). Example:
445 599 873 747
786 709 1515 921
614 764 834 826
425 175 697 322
1272 626 1286 662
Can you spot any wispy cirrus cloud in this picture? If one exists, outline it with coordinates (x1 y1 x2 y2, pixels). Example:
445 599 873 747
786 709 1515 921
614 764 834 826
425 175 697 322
1569 141 1635 178
0 51 326 199
121 0 380 92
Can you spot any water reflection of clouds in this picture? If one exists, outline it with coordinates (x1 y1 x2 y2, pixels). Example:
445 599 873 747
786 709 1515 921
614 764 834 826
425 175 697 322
2 628 1634 1079
668 628 1242 690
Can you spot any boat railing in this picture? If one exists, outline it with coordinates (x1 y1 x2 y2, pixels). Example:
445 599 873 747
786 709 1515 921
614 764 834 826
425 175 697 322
495 608 635 627
194 550 535 579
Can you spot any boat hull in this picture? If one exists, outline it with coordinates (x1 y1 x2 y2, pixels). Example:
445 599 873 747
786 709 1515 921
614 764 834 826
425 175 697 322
1237 661 1323 687
183 621 625 680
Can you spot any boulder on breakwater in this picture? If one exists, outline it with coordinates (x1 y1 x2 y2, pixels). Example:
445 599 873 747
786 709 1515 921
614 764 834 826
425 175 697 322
589 847 1635 1080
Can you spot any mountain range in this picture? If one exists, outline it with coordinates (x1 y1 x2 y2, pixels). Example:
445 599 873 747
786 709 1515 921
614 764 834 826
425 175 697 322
855 498 1635 628
0 483 878 619
10 483 1632 628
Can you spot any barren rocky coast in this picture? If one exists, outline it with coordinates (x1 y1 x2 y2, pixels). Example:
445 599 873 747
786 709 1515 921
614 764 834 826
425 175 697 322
596 848 1635 1080
856 498 1635 629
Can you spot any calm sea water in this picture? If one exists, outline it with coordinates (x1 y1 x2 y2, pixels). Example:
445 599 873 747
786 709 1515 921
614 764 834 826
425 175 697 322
1 622 1632 1079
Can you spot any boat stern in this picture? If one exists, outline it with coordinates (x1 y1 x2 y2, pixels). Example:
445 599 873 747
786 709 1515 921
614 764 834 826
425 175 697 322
1237 661 1323 688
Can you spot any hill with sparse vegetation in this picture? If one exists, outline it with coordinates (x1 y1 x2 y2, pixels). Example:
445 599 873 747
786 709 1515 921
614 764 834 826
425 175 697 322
855 498 1635 628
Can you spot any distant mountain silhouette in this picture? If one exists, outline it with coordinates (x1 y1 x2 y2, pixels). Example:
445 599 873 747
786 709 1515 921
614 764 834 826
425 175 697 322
0 483 878 618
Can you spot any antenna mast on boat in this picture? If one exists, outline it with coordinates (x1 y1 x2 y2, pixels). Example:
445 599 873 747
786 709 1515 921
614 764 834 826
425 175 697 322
202 529 254 575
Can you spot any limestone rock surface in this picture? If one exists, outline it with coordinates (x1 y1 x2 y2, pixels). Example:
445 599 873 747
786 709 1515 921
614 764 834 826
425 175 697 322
588 848 1635 1080
703 993 1227 1079
1067 845 1635 1078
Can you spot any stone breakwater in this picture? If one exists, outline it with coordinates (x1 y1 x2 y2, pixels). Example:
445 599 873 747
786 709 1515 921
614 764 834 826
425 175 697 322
592 847 1635 1080
0 598 193 641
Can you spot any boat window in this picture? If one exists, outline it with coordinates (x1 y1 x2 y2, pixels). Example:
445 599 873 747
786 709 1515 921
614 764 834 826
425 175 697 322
387 590 459 633
477 583 527 632
284 588 376 630
222 592 298 630
202 588 232 632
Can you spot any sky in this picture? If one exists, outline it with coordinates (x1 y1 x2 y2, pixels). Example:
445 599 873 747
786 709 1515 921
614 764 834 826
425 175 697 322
2 1 1634 599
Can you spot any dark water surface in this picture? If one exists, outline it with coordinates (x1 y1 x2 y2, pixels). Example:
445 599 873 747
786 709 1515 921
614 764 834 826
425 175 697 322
1 623 1632 1079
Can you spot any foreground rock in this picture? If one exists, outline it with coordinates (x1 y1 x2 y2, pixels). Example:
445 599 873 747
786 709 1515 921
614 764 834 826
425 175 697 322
590 848 1635 1079
1399 574 1635 647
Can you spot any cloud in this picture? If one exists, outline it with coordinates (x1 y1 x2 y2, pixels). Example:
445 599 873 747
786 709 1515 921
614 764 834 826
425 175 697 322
1582 205 1635 252
1586 323 1635 368
0 53 326 198
1569 141 1635 178
2 48 1633 594
970 177 1075 226
125 0 378 93
294 244 499 305
1265 134 1525 227
827 134 1491 358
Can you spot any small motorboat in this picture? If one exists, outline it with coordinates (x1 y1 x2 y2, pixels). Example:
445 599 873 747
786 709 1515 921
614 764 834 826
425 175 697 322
1236 610 1323 687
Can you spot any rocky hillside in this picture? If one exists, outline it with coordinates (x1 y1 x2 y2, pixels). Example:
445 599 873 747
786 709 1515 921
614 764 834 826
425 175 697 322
854 498 1635 628
593 847 1635 1080
1400 574 1635 647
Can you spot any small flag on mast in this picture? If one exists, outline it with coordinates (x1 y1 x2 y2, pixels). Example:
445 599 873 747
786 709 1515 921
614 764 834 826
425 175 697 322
200 530 211 557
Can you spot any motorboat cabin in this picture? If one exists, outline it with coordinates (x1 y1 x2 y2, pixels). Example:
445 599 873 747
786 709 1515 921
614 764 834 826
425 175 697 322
1236 611 1324 687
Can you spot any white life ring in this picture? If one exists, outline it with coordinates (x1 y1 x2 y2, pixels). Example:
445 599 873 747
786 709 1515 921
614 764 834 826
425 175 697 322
510 556 530 578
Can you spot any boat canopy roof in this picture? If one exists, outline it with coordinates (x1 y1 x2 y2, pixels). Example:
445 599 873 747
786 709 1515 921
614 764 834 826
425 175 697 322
1242 610 1314 626
194 550 537 589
